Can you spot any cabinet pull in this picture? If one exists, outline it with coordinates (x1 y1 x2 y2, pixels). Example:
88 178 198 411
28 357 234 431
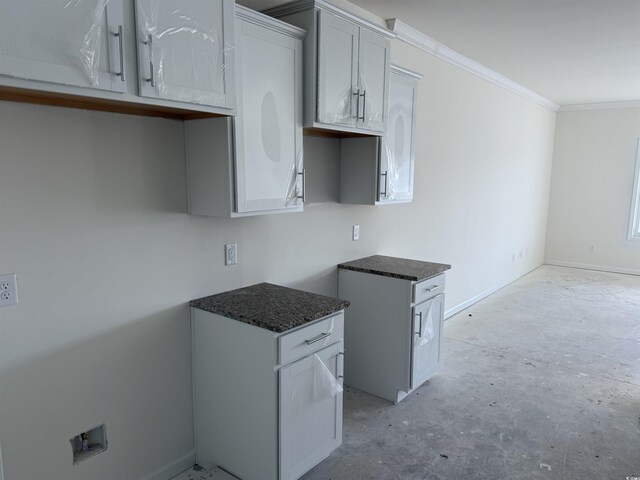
415 311 423 337
352 88 360 119
297 169 306 203
305 331 331 345
424 285 440 292
143 34 155 87
380 170 388 197
113 25 125 82
359 90 366 121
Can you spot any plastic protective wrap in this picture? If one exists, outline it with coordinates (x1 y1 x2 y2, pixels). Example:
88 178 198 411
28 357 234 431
357 73 385 132
136 0 232 105
416 305 436 346
284 148 304 208
0 0 111 89
317 85 356 126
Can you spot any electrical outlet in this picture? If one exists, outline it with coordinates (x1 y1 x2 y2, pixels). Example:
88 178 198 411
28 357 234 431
352 224 360 241
225 244 237 266
0 273 18 307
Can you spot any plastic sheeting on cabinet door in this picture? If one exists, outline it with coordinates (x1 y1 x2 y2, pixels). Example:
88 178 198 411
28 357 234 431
416 305 436 346
317 85 356 126
0 0 112 88
358 73 384 132
312 354 343 401
284 148 304 208
136 0 232 105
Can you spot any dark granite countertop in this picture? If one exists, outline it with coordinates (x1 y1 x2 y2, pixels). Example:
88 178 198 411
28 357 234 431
338 255 451 282
190 283 350 334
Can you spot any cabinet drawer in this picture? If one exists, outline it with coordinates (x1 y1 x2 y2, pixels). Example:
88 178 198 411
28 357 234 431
412 274 446 304
279 313 344 365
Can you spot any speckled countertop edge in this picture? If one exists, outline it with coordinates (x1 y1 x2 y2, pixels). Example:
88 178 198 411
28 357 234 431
190 282 350 334
338 255 451 282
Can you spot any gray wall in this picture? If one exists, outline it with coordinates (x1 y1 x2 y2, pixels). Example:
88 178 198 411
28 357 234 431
0 36 556 480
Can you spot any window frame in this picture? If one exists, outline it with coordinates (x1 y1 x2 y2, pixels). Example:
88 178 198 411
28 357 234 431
628 138 640 241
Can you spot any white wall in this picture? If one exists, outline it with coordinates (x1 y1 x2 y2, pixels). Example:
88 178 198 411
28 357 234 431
545 107 640 274
0 30 556 480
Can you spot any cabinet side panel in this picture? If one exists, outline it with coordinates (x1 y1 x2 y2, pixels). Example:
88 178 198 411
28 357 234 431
185 117 234 216
338 269 412 402
272 10 315 128
340 137 379 205
192 309 278 480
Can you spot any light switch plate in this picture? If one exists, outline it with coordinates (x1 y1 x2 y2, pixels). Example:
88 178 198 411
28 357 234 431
0 273 18 307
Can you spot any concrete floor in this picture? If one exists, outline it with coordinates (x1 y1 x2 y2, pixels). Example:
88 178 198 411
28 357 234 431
302 265 640 480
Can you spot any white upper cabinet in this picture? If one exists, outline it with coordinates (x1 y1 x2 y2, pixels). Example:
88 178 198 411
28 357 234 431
339 65 422 205
316 11 358 128
264 0 394 136
0 0 127 92
186 6 305 217
356 27 389 132
134 0 235 108
379 66 421 203
0 0 235 117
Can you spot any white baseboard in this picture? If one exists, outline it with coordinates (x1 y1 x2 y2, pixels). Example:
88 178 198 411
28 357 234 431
444 284 502 319
544 260 640 277
139 451 195 480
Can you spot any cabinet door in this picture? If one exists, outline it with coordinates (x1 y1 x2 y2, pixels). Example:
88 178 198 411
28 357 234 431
279 341 343 480
316 10 358 127
0 0 126 92
135 0 234 107
411 294 444 389
379 72 417 202
356 27 390 132
234 18 303 213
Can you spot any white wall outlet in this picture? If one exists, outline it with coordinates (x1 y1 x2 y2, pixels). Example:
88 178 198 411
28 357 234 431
352 224 360 241
225 244 237 266
0 273 18 307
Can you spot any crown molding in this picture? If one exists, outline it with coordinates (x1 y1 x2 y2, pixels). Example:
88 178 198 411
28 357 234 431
558 100 640 112
386 18 560 112
390 64 423 81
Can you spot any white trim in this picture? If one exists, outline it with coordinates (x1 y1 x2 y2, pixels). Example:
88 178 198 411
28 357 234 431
386 19 560 112
390 64 423 81
559 100 640 112
263 0 396 39
236 4 306 39
544 260 640 277
444 284 503 319
138 451 196 480
628 138 640 241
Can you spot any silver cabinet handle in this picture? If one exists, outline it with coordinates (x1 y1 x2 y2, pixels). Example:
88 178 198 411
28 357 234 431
424 285 441 292
305 331 331 345
113 25 125 82
352 87 360 119
338 351 345 380
415 311 423 337
297 169 306 203
143 34 155 87
380 170 388 197
359 90 366 121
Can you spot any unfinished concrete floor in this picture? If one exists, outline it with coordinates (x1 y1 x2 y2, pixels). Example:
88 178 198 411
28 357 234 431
302 265 640 480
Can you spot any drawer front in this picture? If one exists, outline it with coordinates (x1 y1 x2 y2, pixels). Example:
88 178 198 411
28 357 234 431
279 313 344 366
412 273 446 304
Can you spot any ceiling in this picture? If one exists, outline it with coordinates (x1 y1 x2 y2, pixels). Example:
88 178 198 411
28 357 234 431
242 0 640 107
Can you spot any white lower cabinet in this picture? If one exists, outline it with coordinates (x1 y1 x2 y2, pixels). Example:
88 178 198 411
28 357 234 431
338 264 448 403
186 6 304 217
192 308 345 480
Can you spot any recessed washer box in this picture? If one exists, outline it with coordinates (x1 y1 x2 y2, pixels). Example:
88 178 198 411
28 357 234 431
69 424 107 465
